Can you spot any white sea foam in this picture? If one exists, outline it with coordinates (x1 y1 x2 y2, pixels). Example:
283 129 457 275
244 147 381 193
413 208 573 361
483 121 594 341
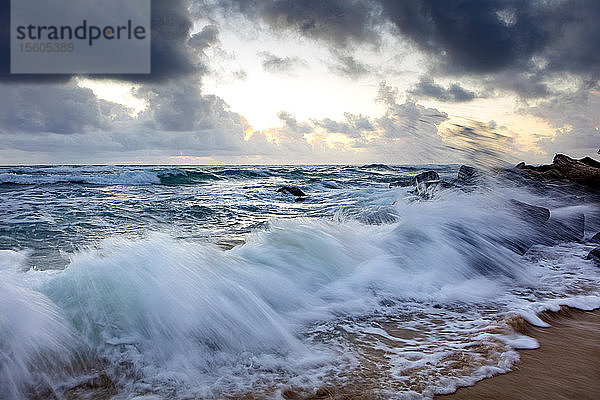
0 184 599 398
0 170 162 185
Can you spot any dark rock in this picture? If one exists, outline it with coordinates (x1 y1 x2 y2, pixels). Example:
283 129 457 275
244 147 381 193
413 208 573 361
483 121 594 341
509 199 550 224
546 212 585 243
515 162 526 169
553 154 600 187
282 389 302 400
314 387 333 398
586 247 600 264
504 204 583 254
516 154 600 188
410 170 440 186
409 170 441 198
591 232 600 244
456 165 479 186
579 156 600 169
277 186 306 197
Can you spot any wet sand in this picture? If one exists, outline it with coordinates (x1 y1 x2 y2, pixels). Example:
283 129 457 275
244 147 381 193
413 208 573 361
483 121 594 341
436 307 600 400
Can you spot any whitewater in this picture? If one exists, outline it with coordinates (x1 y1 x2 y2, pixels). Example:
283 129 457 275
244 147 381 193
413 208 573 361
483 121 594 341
1 164 599 399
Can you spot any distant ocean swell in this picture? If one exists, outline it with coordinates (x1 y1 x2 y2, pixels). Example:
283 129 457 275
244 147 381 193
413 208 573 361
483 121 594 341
0 165 599 399
0 165 451 187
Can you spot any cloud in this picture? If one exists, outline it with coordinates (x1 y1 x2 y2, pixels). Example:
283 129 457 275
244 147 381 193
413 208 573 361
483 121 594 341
327 50 370 79
208 0 381 48
0 80 275 162
0 0 201 83
257 51 308 74
312 113 374 138
188 24 220 49
409 76 476 102
0 84 126 134
531 90 600 158
204 0 600 98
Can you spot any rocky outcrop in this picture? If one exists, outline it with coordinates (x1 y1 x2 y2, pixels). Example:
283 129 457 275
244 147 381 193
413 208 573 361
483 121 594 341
590 232 600 244
515 154 600 188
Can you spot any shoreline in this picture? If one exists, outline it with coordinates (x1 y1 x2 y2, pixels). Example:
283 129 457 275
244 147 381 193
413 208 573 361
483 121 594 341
435 307 600 400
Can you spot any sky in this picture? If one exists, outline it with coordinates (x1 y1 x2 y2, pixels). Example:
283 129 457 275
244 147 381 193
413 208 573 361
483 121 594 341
0 0 599 165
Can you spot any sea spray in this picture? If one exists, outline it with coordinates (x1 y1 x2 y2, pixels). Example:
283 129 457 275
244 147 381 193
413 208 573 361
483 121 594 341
1 165 599 398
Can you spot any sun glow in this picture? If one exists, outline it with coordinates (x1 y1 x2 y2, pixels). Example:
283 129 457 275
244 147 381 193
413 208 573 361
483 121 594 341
77 78 147 115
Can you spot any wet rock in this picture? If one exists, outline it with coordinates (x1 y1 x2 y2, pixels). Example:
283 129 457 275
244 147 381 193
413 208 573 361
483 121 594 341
546 212 585 243
590 232 600 244
586 247 600 264
282 389 302 400
578 156 600 169
509 199 550 224
456 165 480 186
553 154 600 186
314 387 333 398
277 186 306 197
410 170 440 186
409 170 441 198
504 203 584 254
515 154 600 188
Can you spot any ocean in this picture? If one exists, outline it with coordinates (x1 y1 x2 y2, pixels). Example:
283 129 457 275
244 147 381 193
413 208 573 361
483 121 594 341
1 164 599 399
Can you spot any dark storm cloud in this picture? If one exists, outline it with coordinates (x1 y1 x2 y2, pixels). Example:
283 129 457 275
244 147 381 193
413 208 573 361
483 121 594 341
0 0 199 83
0 0 70 83
257 51 308 74
106 0 199 83
379 0 551 74
205 1 600 92
409 77 476 102
207 0 380 48
0 85 120 133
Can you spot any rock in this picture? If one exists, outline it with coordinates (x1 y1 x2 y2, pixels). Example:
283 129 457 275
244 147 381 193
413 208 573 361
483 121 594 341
509 199 550 224
553 154 600 185
586 247 600 264
410 171 441 198
579 156 600 169
410 170 440 186
591 232 600 244
503 199 550 254
516 154 600 188
504 204 583 254
456 165 479 186
515 162 526 169
277 186 306 197
314 387 333 398
546 212 585 243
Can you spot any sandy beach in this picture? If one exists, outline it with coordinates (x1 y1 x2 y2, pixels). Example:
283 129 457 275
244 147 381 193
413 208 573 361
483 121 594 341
436 307 600 400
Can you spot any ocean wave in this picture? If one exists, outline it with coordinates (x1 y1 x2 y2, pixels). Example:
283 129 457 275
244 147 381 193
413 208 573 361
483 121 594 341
0 171 162 186
1 184 599 398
